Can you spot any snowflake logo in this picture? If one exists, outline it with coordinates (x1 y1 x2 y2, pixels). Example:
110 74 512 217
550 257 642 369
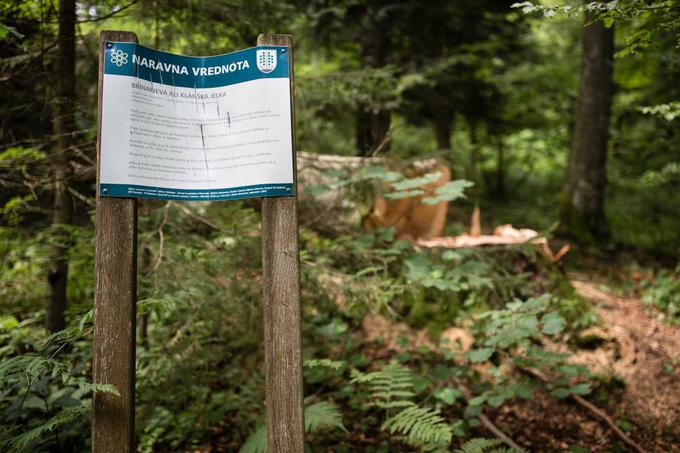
110 49 128 67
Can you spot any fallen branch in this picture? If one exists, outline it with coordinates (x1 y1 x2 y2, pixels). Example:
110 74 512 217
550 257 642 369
478 413 523 451
458 386 523 451
521 367 647 453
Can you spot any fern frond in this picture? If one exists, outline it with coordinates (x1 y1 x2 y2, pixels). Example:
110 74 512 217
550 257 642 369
457 437 523 453
303 358 344 370
351 361 416 409
304 401 347 433
456 438 502 453
382 405 452 448
239 401 347 453
11 403 89 449
239 424 266 453
76 382 120 395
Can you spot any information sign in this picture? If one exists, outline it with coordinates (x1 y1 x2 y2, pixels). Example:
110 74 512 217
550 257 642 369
100 43 293 200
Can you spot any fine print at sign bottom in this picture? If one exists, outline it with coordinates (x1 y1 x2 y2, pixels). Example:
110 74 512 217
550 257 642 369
100 183 292 201
99 42 294 201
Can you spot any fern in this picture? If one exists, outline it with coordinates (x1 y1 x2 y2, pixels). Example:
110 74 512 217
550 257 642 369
352 362 454 451
238 401 346 453
10 404 89 449
305 401 347 433
303 358 344 370
0 354 119 396
382 405 452 450
351 361 416 409
456 438 527 453
239 424 267 453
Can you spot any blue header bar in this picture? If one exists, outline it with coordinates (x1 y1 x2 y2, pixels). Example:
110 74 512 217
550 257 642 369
104 42 290 89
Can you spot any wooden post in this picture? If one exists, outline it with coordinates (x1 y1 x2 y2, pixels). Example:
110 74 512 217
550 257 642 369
92 30 139 453
257 34 305 453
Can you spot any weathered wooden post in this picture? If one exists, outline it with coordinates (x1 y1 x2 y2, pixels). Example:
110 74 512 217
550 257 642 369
92 30 139 453
258 34 305 453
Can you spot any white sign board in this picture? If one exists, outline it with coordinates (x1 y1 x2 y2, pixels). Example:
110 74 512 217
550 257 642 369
100 42 293 200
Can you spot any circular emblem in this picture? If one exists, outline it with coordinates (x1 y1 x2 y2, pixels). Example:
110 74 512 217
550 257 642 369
110 49 129 67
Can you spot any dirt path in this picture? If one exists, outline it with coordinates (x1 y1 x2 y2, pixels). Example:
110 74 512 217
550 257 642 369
568 275 680 444
489 274 680 452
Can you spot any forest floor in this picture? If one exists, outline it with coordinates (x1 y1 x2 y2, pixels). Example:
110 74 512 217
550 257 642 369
358 254 680 452
191 238 680 452
491 273 680 452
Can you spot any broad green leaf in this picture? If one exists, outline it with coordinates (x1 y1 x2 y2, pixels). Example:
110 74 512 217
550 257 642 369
468 395 487 406
487 394 506 407
467 348 494 363
568 383 591 395
541 312 566 335
434 387 463 405
550 388 570 399
0 315 19 329
422 179 474 205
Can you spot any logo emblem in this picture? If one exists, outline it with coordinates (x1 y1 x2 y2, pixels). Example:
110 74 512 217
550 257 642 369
256 49 277 74
110 49 128 67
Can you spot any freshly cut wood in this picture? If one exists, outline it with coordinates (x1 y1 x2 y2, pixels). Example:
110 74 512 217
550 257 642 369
470 204 481 237
417 224 542 248
417 224 570 263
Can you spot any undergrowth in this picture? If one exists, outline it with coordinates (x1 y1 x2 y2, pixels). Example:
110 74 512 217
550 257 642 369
1 178 602 451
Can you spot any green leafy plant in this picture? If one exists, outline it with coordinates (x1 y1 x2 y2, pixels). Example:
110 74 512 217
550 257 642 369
642 265 680 325
0 314 117 452
464 294 592 411
456 437 527 453
351 361 453 451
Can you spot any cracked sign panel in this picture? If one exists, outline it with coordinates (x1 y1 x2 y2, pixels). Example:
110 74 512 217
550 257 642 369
99 42 293 201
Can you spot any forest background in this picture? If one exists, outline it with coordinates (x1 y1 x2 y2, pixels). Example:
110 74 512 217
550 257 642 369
1 0 679 452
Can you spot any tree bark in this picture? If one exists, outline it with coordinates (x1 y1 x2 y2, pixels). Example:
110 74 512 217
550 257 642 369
560 14 614 240
46 0 76 333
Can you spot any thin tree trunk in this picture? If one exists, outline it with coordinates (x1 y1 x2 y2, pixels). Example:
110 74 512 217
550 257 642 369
46 0 76 333
495 135 505 197
469 121 480 184
560 14 614 240
356 6 391 156
357 108 390 156
433 107 453 151
154 0 160 48
138 214 152 347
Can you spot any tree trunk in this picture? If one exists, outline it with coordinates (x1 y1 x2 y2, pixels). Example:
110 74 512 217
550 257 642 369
560 14 614 240
356 108 391 156
433 107 453 151
495 135 505 197
356 6 391 156
46 0 76 333
468 121 480 182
